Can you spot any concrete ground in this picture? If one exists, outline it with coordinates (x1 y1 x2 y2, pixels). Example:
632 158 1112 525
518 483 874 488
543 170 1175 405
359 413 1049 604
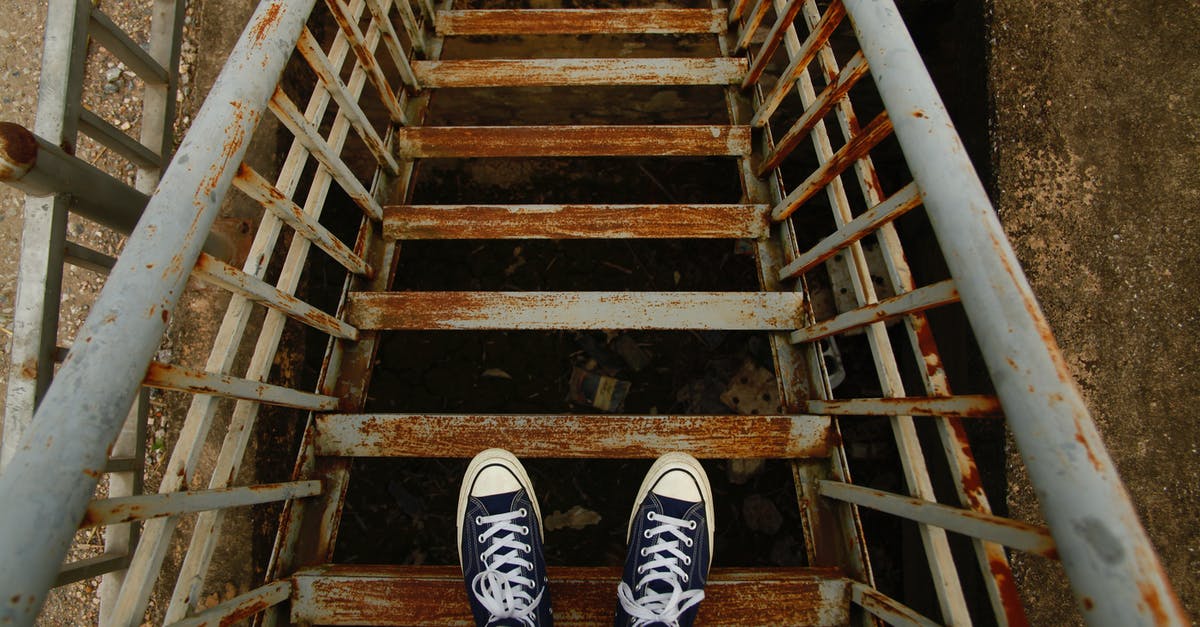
0 0 1195 623
989 0 1199 622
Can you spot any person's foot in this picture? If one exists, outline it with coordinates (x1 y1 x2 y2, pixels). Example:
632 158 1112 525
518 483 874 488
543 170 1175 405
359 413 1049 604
458 448 552 626
615 452 714 627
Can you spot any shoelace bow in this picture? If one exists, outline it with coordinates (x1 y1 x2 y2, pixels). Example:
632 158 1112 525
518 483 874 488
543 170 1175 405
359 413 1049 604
471 508 543 626
617 510 704 627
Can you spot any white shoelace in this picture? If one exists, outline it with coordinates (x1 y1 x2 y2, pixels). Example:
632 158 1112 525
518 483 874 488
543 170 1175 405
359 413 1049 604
471 508 543 626
617 510 705 627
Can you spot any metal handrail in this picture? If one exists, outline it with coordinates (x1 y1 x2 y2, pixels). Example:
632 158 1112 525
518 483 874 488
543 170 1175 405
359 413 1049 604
0 1 316 623
840 2 1184 623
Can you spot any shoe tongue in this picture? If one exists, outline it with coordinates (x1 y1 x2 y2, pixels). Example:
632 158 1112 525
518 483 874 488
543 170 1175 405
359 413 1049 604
654 493 699 519
477 489 522 515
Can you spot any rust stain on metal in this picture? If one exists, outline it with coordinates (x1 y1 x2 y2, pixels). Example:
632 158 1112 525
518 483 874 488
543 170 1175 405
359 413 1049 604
1137 581 1171 625
348 291 799 331
987 231 1076 384
1074 429 1105 473
219 599 273 626
296 565 841 625
816 112 891 190
325 413 825 458
436 9 727 35
19 358 37 380
248 2 283 46
386 204 769 240
949 419 986 510
174 101 252 283
413 58 747 88
395 126 752 159
773 111 893 220
911 318 945 380
763 50 868 172
987 554 1028 623
741 0 805 88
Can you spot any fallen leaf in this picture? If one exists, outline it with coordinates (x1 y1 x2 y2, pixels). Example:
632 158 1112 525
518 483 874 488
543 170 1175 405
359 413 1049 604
200 592 220 610
544 505 602 531
481 368 512 380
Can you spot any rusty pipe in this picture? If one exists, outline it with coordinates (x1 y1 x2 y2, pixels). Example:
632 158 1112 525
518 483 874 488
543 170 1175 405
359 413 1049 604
0 121 233 260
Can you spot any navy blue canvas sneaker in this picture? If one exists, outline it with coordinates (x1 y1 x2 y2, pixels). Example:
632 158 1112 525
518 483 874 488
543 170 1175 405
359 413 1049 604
615 452 714 627
457 449 552 626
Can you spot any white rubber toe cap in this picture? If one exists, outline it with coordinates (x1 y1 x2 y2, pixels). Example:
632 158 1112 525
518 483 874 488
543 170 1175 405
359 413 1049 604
651 468 703 502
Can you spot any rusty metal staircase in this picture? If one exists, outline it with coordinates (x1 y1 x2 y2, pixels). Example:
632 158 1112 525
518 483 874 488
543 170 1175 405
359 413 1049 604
0 0 1186 625
283 5 855 624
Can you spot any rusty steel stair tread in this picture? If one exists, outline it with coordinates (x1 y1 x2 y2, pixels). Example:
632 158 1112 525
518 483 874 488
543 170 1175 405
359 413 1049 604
435 8 729 35
383 203 771 240
345 291 804 330
290 564 851 626
313 413 832 459
412 58 748 88
394 125 752 158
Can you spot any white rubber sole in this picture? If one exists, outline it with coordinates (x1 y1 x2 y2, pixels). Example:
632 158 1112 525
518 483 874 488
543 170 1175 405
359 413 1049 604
456 448 544 568
626 452 715 568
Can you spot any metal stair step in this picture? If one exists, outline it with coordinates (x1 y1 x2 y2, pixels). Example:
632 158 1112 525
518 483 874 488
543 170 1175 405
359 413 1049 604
383 203 771 240
346 291 804 330
435 9 729 35
395 125 751 158
291 564 850 626
314 413 832 459
412 58 748 88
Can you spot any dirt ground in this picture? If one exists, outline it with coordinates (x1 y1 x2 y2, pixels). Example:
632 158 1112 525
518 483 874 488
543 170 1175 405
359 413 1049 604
0 0 1196 624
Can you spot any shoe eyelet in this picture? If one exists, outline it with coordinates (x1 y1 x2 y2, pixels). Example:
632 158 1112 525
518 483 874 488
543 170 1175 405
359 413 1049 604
640 548 648 557
683 556 691 565
519 508 528 517
688 520 698 530
521 525 530 535
682 574 689 583
643 530 652 539
477 534 485 543
684 538 693 547
474 516 483 525
646 511 656 521
637 565 645 573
